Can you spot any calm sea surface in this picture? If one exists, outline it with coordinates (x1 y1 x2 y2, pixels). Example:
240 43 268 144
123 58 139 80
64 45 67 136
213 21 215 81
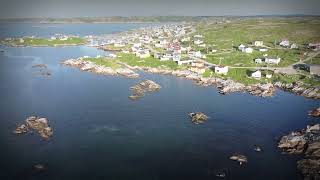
0 23 319 180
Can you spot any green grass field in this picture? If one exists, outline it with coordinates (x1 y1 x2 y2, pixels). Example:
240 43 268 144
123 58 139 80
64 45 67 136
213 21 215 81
82 57 121 69
1 37 86 46
196 18 320 68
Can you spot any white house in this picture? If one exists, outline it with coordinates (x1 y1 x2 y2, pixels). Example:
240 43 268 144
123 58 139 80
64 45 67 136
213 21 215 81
215 66 229 75
173 53 181 61
192 51 203 58
238 44 246 51
243 47 253 53
211 49 218 53
266 74 273 79
279 39 290 47
255 58 262 64
194 34 203 38
194 39 203 45
259 48 268 52
253 41 263 47
181 37 190 42
177 59 194 66
265 57 281 65
251 70 262 79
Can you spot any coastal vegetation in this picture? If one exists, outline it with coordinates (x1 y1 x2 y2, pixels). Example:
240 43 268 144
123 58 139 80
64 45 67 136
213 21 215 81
1 37 86 46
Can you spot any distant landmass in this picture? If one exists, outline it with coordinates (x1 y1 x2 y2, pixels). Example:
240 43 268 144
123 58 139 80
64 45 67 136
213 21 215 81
0 15 319 23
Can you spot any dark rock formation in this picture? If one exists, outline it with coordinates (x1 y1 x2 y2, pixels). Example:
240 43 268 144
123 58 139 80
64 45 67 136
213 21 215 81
278 124 320 179
129 80 161 100
188 112 208 124
14 116 53 140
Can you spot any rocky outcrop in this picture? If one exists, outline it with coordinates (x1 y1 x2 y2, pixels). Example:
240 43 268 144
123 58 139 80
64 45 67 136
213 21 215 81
229 154 248 165
14 116 53 140
61 58 139 78
274 81 320 99
32 64 51 77
188 112 208 124
129 80 161 100
308 107 320 117
278 124 320 179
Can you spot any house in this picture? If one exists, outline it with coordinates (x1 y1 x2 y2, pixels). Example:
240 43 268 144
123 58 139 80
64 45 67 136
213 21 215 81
153 52 161 59
211 49 218 53
181 37 190 42
243 47 253 53
106 53 117 58
198 43 206 47
255 58 262 64
193 51 204 58
238 44 246 51
194 34 203 38
265 57 281 65
194 39 203 45
19 38 24 43
259 48 268 52
177 59 194 66
279 39 290 47
251 70 262 79
308 43 320 51
50 36 57 40
266 74 273 79
173 53 181 61
214 66 229 75
253 41 263 47
60 36 69 41
160 56 170 61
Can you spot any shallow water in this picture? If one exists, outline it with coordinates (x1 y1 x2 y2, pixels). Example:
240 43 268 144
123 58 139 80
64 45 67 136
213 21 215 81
0 24 319 180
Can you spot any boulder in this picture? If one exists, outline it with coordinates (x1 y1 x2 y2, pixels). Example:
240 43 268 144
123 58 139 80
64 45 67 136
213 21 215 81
229 154 248 165
308 107 320 117
188 112 208 124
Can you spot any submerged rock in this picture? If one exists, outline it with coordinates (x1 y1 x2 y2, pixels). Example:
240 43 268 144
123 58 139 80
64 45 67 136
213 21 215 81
34 164 46 171
32 64 47 69
254 145 263 152
188 112 208 124
14 116 53 140
308 107 320 117
229 154 248 165
129 80 161 100
214 170 226 178
278 124 320 180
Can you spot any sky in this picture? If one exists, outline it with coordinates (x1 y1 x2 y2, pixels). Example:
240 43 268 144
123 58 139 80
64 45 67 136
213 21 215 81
0 0 319 18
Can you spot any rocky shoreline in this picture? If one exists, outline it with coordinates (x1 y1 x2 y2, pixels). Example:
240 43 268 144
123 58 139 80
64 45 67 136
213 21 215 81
61 58 139 78
61 58 320 99
278 124 320 179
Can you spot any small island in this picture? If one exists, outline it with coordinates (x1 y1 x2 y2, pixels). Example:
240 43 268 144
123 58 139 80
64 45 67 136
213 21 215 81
1 35 86 47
